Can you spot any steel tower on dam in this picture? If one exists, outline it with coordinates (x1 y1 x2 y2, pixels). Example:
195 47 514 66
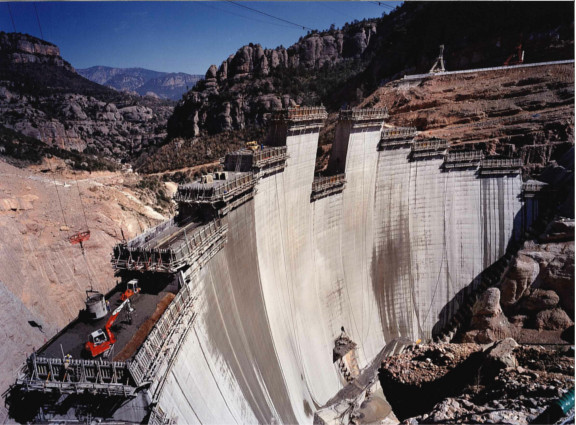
5 106 535 424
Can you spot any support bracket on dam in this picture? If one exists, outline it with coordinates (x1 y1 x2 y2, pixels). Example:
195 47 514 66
270 106 328 133
222 146 289 178
339 107 389 128
410 138 449 160
11 354 137 397
379 126 418 149
112 219 228 273
442 150 485 170
479 158 523 176
311 174 346 202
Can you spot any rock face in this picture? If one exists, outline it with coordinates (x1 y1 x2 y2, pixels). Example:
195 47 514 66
381 342 575 424
168 21 378 138
78 66 202 100
0 32 173 162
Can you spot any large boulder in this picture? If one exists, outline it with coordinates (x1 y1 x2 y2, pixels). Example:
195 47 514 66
535 308 574 331
500 254 539 309
519 289 560 312
465 288 511 343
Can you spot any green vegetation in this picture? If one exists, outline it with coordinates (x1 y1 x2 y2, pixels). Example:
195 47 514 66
135 126 266 174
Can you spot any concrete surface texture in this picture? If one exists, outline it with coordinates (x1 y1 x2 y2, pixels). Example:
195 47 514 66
156 122 523 423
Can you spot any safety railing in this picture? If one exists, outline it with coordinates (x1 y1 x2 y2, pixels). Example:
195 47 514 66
311 174 346 201
479 158 523 176
175 173 255 203
112 219 228 272
270 106 327 122
15 354 136 396
339 108 388 122
412 138 448 152
443 150 484 169
381 127 417 139
253 146 288 167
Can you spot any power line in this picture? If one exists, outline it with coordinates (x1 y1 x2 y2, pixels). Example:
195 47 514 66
194 2 294 30
370 1 396 11
7 3 16 32
33 2 44 40
226 1 313 31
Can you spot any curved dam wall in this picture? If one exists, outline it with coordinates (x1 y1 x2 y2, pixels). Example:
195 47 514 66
157 117 523 424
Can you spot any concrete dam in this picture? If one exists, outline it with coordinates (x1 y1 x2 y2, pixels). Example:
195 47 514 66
6 107 528 424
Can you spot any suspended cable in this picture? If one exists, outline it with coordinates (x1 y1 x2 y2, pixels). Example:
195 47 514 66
7 3 16 32
33 2 44 39
194 2 294 30
226 1 314 31
370 1 396 11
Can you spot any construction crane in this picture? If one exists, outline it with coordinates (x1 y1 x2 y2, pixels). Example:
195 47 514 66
85 299 132 358
504 44 524 66
120 279 141 301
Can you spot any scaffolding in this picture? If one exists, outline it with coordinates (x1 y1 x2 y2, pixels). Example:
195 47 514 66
379 127 418 149
311 174 346 202
339 108 388 127
112 219 228 273
175 173 255 204
270 106 328 123
443 150 484 169
222 146 289 177
479 158 523 175
14 354 136 396
411 138 449 160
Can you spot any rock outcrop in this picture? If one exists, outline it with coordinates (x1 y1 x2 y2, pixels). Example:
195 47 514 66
0 32 173 162
168 21 378 138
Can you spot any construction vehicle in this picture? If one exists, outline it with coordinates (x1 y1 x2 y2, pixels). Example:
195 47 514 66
120 279 140 301
85 299 132 358
245 141 259 151
504 44 524 66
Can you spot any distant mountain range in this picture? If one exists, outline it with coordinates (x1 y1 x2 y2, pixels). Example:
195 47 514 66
78 66 202 100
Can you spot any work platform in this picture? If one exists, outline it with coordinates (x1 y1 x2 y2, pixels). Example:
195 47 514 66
479 158 523 175
411 138 449 160
112 219 228 273
339 108 388 128
443 150 484 169
222 146 288 177
379 126 418 149
311 174 346 202
270 106 327 131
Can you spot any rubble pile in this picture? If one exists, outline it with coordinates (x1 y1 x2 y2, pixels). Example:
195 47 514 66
380 341 574 424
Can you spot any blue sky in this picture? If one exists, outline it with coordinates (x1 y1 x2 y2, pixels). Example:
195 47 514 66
1 1 401 75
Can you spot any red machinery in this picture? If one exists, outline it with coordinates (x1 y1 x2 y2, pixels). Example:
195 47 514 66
120 279 141 301
85 299 132 358
69 230 91 245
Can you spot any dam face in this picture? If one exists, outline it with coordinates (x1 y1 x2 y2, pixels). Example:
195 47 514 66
6 107 527 424
156 109 524 424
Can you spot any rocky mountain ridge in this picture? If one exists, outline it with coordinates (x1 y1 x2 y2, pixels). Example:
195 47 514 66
78 66 202 100
168 19 378 138
0 32 173 163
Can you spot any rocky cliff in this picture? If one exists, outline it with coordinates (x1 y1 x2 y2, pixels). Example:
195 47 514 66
78 66 202 100
0 32 173 162
168 19 378 138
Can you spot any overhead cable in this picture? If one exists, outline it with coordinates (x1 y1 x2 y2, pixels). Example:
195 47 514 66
33 2 44 40
7 3 17 32
226 1 314 31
